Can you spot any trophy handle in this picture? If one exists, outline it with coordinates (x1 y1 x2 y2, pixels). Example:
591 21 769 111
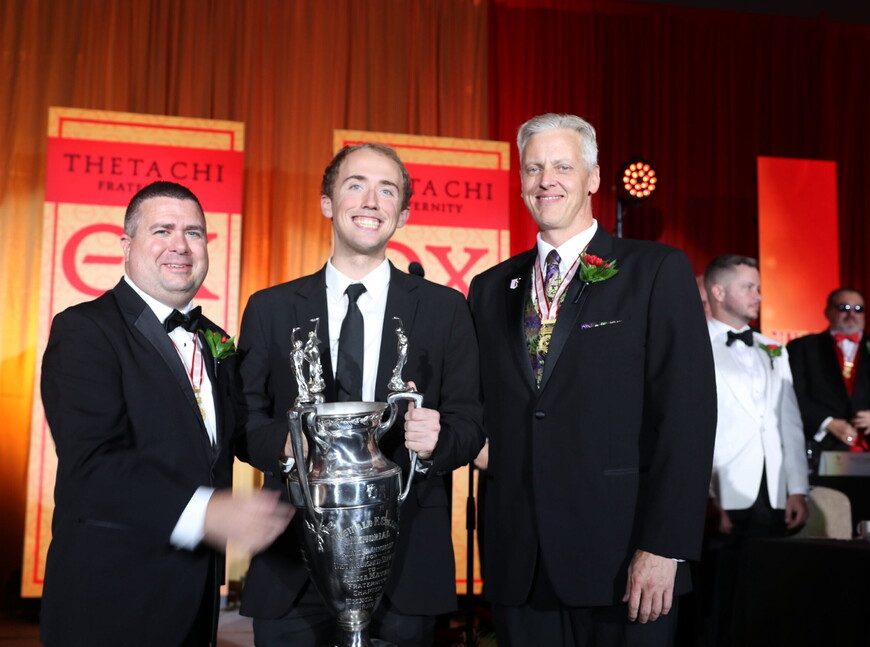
288 405 323 519
387 391 424 504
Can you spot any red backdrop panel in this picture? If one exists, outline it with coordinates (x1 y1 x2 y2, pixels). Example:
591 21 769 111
758 156 838 342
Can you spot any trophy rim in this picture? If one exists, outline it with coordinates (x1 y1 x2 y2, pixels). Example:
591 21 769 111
314 401 389 417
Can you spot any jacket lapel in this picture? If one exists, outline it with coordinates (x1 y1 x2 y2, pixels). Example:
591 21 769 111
758 335 778 418
538 229 611 392
854 334 870 407
199 329 221 451
114 280 215 459
506 250 538 392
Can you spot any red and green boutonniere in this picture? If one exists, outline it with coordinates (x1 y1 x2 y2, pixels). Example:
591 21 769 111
200 330 237 360
759 343 782 368
578 253 618 283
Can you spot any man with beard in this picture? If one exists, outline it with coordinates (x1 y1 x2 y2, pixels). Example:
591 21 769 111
703 254 808 645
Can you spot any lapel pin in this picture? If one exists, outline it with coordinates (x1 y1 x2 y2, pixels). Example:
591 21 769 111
510 278 521 290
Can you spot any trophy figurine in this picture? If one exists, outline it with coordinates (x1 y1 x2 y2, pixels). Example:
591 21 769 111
387 317 411 393
290 327 311 406
305 318 326 403
287 322 423 647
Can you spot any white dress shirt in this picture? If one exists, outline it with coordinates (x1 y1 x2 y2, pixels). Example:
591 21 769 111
325 258 391 402
534 219 598 295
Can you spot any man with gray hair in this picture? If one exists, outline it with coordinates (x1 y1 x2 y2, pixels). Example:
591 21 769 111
468 114 717 646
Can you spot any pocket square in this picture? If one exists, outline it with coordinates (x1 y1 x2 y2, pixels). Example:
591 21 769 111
580 319 623 330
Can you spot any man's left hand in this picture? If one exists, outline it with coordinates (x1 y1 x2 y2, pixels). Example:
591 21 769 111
622 549 677 623
785 493 810 529
403 381 440 460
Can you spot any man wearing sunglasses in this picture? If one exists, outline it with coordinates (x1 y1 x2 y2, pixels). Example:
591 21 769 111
788 288 870 454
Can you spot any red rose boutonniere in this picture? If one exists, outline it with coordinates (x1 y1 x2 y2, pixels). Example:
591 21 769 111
578 253 619 283
200 330 238 360
759 343 782 368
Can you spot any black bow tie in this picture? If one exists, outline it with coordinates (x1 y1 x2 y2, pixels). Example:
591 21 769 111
726 329 754 347
164 306 201 333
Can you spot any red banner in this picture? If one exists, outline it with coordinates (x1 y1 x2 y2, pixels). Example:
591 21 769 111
46 138 243 211
757 157 839 342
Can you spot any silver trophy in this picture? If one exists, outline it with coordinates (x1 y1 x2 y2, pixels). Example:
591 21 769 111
288 322 422 647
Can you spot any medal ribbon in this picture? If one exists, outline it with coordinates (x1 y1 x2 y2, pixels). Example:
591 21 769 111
171 333 206 420
533 255 582 320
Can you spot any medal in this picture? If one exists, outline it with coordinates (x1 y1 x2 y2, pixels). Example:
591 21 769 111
844 361 854 380
172 332 207 421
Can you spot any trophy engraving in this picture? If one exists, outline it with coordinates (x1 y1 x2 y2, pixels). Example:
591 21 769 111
288 322 424 647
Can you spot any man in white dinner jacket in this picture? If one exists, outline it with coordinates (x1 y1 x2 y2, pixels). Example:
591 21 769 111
702 254 809 646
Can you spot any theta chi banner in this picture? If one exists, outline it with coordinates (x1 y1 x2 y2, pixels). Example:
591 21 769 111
22 108 244 596
334 130 511 595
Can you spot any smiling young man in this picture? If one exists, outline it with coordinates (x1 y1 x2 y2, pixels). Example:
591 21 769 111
40 181 293 647
788 287 870 453
237 144 485 647
468 114 717 647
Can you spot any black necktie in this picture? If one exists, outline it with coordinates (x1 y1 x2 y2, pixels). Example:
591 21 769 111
164 306 201 333
726 329 754 347
336 284 366 401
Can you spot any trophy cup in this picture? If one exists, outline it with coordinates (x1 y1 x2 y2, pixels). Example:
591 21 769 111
287 319 422 647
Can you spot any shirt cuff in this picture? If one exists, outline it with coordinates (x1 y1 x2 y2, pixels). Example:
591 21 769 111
170 486 215 550
814 417 834 442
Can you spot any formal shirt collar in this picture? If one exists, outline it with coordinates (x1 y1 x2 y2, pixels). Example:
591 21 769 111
123 275 195 325
709 317 751 336
325 258 391 299
536 219 598 274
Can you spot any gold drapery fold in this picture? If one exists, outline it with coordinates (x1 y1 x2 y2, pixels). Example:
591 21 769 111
0 0 489 592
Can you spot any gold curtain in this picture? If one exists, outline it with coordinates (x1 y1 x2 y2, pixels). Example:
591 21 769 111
0 0 488 592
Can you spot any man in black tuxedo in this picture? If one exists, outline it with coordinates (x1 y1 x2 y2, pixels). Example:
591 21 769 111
788 288 870 454
237 143 485 646
40 181 293 647
468 114 717 647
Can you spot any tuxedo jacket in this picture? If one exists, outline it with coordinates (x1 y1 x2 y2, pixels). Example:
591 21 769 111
468 228 717 608
787 331 870 451
708 323 808 510
237 263 484 618
40 279 241 647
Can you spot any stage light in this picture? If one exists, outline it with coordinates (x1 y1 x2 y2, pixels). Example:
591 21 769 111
615 157 659 238
620 160 658 201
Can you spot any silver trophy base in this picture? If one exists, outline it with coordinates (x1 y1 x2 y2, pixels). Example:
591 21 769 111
328 632 396 647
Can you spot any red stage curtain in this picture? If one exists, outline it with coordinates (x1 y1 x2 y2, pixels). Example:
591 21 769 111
491 0 870 286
